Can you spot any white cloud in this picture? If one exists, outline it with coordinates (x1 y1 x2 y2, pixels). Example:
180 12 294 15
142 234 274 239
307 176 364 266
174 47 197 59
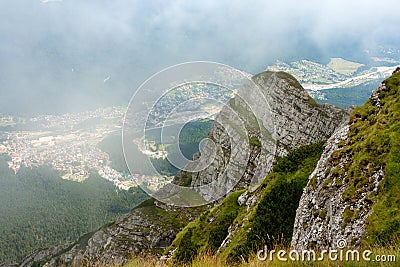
40 0 63 3
0 0 399 113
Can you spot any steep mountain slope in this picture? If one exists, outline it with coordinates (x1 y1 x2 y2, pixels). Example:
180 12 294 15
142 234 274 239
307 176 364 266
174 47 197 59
167 142 325 264
17 71 347 266
164 68 400 265
292 68 400 250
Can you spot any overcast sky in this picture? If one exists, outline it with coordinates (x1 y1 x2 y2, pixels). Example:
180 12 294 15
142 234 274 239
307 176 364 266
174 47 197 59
0 0 399 114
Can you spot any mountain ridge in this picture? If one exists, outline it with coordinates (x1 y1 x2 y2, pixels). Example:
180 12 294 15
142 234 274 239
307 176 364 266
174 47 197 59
14 70 349 266
166 67 400 265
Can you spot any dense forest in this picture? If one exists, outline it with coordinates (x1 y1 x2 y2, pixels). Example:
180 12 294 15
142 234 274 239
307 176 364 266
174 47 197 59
0 155 148 264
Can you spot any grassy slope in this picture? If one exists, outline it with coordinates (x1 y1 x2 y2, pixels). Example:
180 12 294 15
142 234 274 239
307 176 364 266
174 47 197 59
166 142 325 265
220 142 325 263
165 190 246 264
344 70 400 245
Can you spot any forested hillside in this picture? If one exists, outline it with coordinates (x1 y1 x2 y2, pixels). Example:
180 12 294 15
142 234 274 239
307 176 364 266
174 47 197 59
0 155 148 264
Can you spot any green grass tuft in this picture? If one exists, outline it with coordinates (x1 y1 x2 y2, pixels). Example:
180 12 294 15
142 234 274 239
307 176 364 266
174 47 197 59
341 72 400 245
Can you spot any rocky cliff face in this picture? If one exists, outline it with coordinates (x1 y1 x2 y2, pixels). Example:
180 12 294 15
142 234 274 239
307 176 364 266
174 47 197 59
19 71 347 266
292 68 400 250
162 71 347 260
176 71 346 203
290 123 370 249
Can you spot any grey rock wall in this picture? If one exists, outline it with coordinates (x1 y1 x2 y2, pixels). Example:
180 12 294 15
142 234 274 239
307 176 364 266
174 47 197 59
291 82 386 250
187 71 347 202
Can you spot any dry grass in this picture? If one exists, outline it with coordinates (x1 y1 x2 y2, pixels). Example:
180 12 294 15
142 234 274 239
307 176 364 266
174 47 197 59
124 244 399 267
